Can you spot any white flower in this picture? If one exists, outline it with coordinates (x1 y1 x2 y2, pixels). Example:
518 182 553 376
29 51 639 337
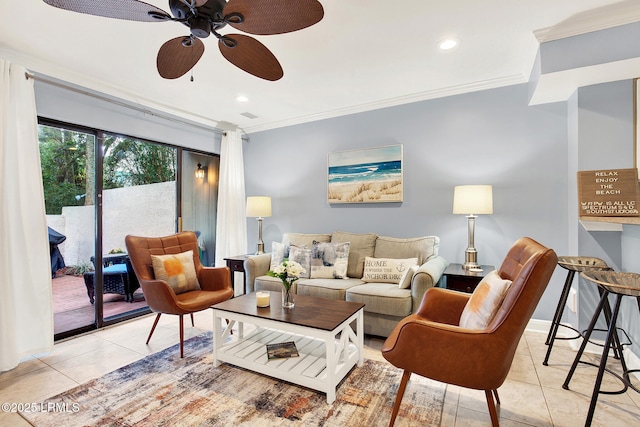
285 260 306 277
272 264 286 275
267 258 306 289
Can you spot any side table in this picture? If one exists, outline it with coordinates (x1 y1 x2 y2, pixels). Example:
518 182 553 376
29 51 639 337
442 263 495 293
224 254 251 295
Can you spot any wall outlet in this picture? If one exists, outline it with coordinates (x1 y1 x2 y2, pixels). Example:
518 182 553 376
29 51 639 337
566 288 578 313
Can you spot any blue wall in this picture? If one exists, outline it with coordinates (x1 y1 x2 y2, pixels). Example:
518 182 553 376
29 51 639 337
244 83 569 321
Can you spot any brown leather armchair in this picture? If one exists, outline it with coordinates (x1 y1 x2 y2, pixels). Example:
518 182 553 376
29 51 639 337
125 232 234 357
381 237 557 426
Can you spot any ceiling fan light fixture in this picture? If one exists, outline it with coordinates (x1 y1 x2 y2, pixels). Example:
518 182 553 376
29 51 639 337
190 17 212 38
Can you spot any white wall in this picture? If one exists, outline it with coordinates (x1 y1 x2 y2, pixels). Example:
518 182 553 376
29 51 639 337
48 182 176 266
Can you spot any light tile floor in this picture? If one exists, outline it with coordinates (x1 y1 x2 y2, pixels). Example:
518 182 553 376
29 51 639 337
1 312 639 426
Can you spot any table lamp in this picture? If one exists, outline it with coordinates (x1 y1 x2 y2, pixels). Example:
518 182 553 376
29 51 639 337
453 185 493 269
246 196 272 255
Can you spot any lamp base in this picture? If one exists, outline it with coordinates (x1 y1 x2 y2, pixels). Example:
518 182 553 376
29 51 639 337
463 248 479 269
255 242 265 255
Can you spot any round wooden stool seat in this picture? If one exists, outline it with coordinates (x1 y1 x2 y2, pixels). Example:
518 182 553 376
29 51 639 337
557 256 609 272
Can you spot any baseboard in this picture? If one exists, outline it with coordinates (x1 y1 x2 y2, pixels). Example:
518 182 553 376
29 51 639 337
527 318 640 381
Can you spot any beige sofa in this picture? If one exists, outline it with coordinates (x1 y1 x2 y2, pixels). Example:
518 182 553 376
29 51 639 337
244 231 448 337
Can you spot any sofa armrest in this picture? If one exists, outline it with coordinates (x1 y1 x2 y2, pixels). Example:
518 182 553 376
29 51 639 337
244 253 272 293
410 255 448 311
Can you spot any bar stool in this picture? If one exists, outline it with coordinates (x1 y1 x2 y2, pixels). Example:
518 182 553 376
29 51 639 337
543 256 611 366
563 270 640 427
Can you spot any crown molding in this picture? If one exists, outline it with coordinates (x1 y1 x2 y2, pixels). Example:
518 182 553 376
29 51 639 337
243 74 527 134
534 4 640 43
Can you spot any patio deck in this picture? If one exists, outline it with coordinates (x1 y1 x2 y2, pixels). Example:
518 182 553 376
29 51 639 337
52 273 147 336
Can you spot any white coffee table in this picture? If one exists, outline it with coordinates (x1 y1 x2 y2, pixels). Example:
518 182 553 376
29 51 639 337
212 292 365 404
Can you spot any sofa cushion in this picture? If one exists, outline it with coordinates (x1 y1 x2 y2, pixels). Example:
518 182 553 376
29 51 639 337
398 265 418 289
151 250 200 294
310 241 350 279
346 283 412 317
459 270 512 330
288 245 311 279
296 277 364 300
331 231 377 279
362 257 418 284
283 232 331 248
269 241 289 270
374 235 439 265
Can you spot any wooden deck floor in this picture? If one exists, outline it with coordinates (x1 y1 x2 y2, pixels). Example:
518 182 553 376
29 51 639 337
52 273 148 336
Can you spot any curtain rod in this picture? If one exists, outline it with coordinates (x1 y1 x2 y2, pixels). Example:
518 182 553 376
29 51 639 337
24 71 234 137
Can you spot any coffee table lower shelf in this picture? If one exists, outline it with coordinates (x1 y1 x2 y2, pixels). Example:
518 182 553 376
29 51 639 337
213 311 363 403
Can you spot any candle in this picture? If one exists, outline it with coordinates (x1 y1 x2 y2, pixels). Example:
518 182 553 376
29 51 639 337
256 291 270 307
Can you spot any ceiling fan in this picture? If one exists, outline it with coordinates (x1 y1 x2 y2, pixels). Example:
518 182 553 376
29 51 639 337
42 0 324 81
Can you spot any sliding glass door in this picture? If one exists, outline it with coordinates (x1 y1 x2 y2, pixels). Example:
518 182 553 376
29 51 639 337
181 151 219 267
39 123 98 337
100 133 178 324
40 119 219 339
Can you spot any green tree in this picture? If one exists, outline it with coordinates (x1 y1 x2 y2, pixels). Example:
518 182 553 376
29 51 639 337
39 125 92 214
39 126 176 215
102 135 176 189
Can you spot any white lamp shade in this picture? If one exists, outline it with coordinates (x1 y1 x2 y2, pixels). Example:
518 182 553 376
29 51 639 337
453 185 493 215
246 196 272 217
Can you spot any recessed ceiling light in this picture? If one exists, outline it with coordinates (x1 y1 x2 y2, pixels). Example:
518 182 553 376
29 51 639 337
236 95 249 103
438 38 458 50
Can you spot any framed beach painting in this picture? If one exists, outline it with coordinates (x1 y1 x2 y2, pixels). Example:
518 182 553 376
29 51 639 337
327 144 403 204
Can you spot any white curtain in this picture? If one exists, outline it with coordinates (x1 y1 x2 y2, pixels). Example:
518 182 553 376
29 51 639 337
215 129 247 268
0 61 53 372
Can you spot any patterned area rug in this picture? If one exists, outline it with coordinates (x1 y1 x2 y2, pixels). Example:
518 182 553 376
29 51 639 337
21 333 444 426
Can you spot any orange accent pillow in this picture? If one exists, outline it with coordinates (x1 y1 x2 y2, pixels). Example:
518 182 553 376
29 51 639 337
151 250 200 294
458 270 512 330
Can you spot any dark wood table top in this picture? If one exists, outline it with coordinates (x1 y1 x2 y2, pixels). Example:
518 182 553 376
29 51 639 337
212 292 365 332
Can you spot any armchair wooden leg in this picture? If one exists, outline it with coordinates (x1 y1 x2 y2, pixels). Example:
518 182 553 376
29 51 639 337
389 370 411 427
190 313 195 327
179 314 185 358
146 313 161 345
485 389 500 427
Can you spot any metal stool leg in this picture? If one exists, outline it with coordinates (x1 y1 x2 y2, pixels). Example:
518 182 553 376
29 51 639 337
585 294 624 427
597 287 623 360
563 290 609 390
544 270 576 365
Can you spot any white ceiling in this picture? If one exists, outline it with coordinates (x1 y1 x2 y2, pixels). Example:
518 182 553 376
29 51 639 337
1 0 639 134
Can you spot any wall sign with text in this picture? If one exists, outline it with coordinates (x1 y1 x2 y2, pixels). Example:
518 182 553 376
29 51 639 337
578 168 640 217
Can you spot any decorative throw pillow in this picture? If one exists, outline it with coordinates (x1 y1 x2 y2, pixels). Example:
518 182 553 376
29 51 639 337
362 257 419 284
398 265 418 289
270 241 290 271
310 241 350 279
459 270 512 330
151 250 200 294
288 245 312 279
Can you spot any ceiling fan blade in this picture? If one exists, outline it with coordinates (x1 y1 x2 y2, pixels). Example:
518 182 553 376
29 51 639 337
42 0 171 22
157 36 205 79
223 0 324 35
218 34 283 81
